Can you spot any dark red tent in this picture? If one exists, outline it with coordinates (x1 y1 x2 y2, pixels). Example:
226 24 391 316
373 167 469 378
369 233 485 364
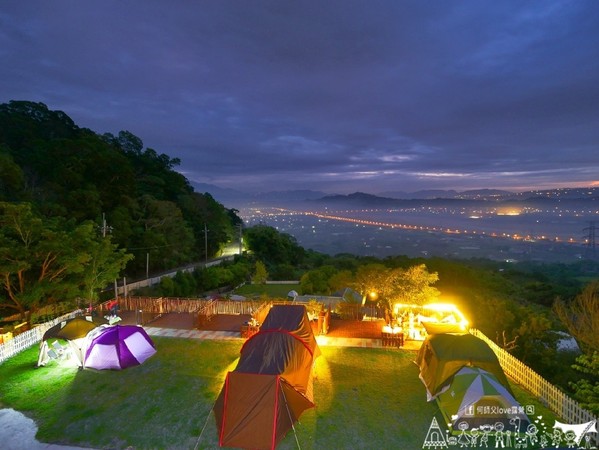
214 305 320 450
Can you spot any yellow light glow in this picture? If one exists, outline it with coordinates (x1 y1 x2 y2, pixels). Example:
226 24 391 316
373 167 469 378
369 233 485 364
220 357 240 377
393 302 469 329
311 353 333 412
496 208 521 216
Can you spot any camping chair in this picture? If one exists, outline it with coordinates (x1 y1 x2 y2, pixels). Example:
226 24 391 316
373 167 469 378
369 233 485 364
52 340 69 359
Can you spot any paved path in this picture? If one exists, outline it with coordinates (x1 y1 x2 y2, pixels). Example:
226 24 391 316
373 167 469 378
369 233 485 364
144 326 423 351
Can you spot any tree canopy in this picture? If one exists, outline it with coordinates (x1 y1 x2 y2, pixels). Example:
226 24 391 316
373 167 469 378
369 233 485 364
243 224 305 269
0 202 132 321
0 101 241 277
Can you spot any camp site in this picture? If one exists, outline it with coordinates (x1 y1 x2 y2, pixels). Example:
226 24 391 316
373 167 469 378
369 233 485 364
1 295 597 449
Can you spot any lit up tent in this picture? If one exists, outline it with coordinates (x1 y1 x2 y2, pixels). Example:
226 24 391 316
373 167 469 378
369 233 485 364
37 316 106 367
214 305 320 450
437 366 530 432
83 325 156 370
421 321 468 336
415 333 511 400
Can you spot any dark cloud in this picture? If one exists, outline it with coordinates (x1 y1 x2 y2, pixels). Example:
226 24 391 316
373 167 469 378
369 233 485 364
1 1 598 194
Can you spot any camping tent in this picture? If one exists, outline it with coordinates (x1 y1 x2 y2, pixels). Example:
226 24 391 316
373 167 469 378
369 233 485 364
415 333 510 400
437 366 530 432
42 316 104 342
38 316 105 367
421 321 468 336
83 325 156 370
214 305 320 450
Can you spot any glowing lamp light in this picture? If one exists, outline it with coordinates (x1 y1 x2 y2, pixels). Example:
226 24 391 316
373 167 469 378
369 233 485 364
422 302 469 329
382 324 402 334
393 301 470 339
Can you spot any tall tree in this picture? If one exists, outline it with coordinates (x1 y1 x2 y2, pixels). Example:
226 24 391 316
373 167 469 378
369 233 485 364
75 222 133 304
554 281 599 415
252 260 268 284
387 264 440 311
244 225 305 268
0 147 25 201
0 202 131 322
133 195 196 271
352 263 392 304
554 280 599 353
300 265 337 295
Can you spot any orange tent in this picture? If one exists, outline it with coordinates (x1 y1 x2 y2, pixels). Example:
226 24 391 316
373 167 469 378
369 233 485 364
214 305 320 449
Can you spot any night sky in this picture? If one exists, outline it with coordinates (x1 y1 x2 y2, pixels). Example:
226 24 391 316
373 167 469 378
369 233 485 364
2 1 599 195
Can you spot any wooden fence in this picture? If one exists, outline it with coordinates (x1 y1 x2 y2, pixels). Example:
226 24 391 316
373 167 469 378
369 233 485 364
101 296 268 327
253 301 273 325
471 328 598 440
111 296 210 315
103 296 265 316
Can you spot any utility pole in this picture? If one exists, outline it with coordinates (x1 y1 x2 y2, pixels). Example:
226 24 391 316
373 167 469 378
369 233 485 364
204 223 209 264
100 212 113 237
102 213 107 237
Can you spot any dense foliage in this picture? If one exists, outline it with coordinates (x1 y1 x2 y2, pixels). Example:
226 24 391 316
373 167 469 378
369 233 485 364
554 281 599 413
0 101 241 278
0 202 132 322
144 256 253 298
242 224 311 279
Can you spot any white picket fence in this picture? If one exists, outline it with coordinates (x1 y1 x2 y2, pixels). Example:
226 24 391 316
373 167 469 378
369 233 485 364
0 310 82 364
471 328 598 439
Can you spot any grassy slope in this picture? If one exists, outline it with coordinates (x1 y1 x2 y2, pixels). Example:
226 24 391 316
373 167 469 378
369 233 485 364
0 338 555 449
234 283 301 298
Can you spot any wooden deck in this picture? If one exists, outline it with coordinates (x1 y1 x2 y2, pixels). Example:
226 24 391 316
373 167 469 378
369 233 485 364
119 311 388 339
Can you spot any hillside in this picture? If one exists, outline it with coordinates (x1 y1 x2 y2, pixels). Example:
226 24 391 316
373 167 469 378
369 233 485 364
0 100 241 276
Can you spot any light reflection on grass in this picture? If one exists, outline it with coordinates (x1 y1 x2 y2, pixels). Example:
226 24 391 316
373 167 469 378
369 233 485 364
0 338 556 449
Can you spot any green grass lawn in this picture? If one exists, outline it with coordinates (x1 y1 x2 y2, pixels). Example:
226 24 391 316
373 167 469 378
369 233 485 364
234 283 301 298
0 338 557 449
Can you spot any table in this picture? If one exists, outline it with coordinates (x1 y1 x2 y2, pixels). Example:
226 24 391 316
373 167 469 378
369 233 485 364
240 324 260 339
381 327 404 348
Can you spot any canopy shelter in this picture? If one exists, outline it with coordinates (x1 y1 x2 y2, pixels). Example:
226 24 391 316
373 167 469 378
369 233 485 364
421 321 468 336
415 333 511 400
42 316 102 342
38 316 104 367
437 366 530 433
83 325 156 370
214 305 320 450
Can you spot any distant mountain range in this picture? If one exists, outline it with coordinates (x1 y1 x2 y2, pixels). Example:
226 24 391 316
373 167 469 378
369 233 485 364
192 183 327 206
191 182 598 208
377 188 513 199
